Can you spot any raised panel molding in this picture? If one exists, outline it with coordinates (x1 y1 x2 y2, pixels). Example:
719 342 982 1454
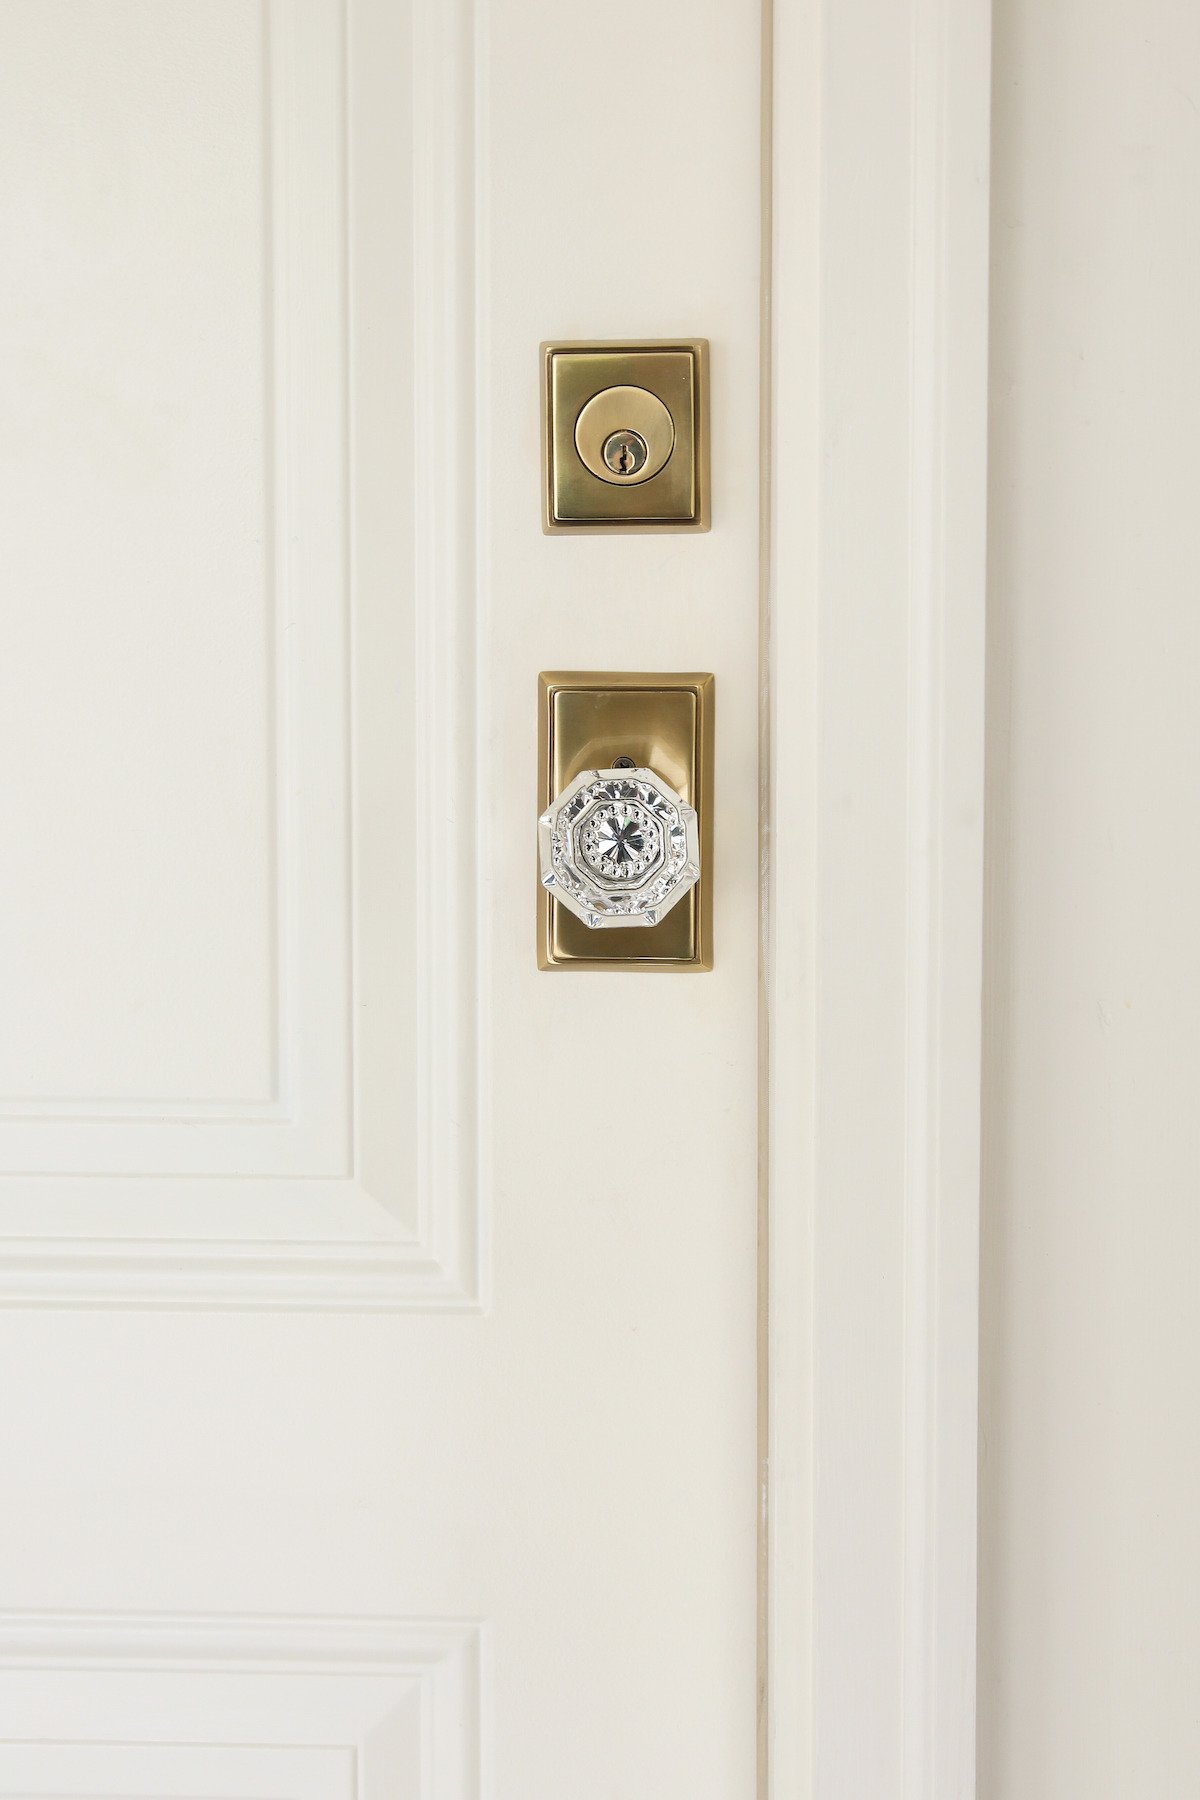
0 1612 482 1800
0 0 483 1308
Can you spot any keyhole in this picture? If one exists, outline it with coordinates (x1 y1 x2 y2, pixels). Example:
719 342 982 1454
601 428 649 478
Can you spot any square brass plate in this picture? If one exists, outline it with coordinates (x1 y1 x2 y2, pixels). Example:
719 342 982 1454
541 341 710 532
538 672 714 970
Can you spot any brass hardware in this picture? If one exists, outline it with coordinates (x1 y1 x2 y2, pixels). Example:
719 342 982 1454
575 385 674 486
601 429 649 479
541 341 710 531
537 671 714 970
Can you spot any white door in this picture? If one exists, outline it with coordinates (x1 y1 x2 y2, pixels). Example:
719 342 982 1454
0 2 762 1798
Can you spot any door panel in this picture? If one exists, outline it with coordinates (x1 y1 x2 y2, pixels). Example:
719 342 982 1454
0 3 761 1799
0 1618 472 1800
0 0 474 1297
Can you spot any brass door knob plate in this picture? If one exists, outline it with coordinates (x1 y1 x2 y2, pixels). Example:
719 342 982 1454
537 672 714 971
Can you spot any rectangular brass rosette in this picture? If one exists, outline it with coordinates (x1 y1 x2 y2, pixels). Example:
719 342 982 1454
536 673 714 970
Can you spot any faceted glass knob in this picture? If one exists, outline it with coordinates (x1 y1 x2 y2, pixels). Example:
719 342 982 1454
538 766 700 930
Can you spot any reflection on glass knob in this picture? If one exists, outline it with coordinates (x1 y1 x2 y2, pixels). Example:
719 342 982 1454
538 766 701 930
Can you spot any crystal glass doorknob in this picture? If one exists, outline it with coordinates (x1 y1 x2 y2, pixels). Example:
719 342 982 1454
538 766 701 930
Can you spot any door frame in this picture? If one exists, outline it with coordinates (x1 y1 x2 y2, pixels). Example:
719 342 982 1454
764 0 992 1793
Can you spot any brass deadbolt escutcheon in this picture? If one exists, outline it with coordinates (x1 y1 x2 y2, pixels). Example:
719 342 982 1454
541 340 710 531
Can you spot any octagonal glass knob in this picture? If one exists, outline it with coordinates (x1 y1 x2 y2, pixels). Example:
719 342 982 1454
537 766 701 930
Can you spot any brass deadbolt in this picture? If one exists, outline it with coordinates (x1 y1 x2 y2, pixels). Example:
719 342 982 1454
542 341 709 531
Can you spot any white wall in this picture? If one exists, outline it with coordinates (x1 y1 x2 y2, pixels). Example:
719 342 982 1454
980 0 1200 1793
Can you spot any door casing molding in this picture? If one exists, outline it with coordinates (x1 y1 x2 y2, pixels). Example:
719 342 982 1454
764 0 991 1792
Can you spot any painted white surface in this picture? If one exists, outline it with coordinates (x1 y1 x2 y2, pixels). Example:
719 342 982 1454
768 0 990 1795
0 3 760 1798
980 0 1200 1794
0 0 472 1295
0 1614 476 1800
